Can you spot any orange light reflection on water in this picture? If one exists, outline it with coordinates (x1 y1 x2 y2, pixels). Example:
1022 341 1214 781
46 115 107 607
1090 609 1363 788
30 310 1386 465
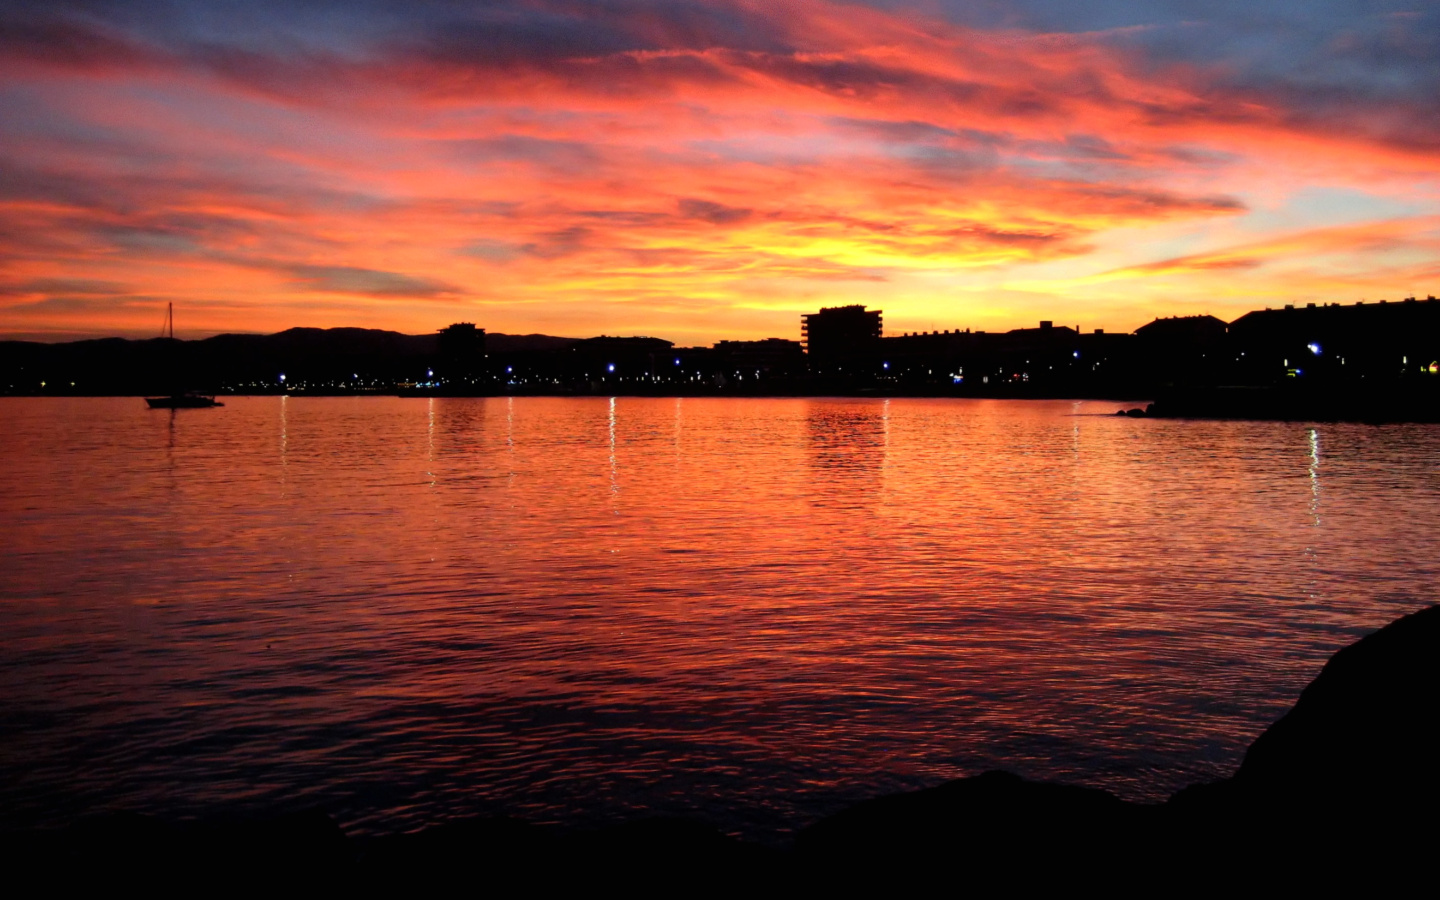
2 396 1438 837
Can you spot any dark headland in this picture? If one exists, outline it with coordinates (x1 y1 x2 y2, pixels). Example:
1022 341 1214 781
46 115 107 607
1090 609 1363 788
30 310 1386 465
8 604 1439 889
5 296 1440 420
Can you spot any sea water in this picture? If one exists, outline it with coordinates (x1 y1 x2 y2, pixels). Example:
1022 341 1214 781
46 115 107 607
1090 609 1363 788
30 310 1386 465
2 396 1437 839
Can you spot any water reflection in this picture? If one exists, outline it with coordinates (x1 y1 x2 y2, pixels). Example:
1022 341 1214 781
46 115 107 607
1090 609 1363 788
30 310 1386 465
2 397 1438 843
433 397 486 458
506 396 516 487
278 394 288 496
673 397 683 460
426 398 436 487
608 396 620 504
806 399 887 507
162 408 178 493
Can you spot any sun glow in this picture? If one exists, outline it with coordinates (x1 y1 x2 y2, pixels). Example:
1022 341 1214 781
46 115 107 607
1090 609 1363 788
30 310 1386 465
1 1 1437 343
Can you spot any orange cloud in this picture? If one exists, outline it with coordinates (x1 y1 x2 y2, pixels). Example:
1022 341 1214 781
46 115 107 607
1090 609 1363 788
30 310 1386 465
1098 218 1440 280
1 1 1437 342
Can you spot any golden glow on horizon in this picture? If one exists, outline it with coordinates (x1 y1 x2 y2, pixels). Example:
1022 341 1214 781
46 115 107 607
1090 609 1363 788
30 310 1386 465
1 0 1437 343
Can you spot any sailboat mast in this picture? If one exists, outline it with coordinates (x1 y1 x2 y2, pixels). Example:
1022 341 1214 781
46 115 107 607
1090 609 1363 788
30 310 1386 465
145 301 222 407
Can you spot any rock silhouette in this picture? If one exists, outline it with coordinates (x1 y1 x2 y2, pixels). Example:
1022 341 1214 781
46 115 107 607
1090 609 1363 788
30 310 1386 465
796 604 1440 886
1236 603 1440 807
7 604 1437 886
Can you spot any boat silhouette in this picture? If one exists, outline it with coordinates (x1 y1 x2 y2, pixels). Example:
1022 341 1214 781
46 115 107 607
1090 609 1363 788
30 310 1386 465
145 303 223 409
146 392 223 409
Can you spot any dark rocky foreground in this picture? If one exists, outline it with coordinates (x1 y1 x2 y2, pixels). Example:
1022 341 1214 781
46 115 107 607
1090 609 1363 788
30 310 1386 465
8 605 1439 890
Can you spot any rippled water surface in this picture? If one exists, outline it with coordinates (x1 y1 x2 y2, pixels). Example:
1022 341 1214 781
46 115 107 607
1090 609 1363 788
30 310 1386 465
3 396 1438 838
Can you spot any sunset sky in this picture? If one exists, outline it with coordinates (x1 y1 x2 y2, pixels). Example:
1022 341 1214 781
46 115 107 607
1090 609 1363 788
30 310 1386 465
2 1 1438 344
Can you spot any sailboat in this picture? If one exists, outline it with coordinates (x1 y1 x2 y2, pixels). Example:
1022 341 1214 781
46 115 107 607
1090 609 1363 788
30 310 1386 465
145 303 223 408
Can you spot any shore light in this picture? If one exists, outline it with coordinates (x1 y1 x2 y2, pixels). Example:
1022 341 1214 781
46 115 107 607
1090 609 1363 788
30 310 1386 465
607 363 615 373
1308 343 1322 355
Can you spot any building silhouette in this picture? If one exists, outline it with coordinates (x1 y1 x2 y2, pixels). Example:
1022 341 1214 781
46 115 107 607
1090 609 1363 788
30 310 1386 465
1134 315 1227 386
878 320 1139 393
438 322 486 380
6 297 1437 403
802 305 882 374
1228 297 1440 383
713 339 806 377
